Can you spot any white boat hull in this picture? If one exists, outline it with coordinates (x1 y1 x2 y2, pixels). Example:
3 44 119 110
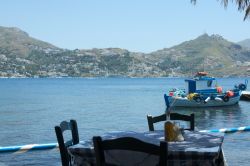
168 96 240 107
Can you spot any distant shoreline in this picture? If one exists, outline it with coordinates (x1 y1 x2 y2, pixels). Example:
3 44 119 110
0 76 249 79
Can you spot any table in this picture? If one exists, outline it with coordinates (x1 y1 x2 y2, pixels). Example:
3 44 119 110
68 130 225 166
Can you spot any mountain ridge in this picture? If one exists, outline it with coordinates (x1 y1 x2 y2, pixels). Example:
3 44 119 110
0 26 249 77
238 39 250 49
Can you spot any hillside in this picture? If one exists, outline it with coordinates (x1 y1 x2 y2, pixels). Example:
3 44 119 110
0 26 163 77
238 39 250 49
150 34 250 77
0 26 61 57
0 26 249 77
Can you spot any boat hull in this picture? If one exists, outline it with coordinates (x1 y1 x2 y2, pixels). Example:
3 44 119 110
167 96 240 107
240 91 250 101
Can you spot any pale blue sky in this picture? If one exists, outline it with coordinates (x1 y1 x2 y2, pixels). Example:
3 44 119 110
0 0 250 53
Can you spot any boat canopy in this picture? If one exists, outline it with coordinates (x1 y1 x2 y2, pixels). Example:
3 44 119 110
185 76 216 94
185 77 215 82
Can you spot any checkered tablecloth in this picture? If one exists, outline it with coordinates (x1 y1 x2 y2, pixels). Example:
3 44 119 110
68 130 225 166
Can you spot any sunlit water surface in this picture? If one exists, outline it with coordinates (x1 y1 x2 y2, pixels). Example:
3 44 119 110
0 78 250 166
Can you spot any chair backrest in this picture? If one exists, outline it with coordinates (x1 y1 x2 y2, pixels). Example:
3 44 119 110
147 113 195 131
93 136 168 166
55 119 79 166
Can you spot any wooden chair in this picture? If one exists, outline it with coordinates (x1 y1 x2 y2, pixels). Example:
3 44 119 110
55 119 79 166
93 136 168 166
147 113 195 131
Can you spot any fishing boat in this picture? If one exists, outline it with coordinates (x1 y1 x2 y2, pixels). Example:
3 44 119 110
164 72 247 108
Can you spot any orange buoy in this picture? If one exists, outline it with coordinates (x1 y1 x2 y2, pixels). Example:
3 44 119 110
216 87 223 93
226 90 234 97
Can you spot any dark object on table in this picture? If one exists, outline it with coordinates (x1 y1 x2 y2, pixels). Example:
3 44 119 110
147 113 195 131
55 119 79 166
93 136 168 166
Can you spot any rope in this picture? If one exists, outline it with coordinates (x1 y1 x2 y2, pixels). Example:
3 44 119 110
199 126 250 133
0 143 58 153
166 96 178 116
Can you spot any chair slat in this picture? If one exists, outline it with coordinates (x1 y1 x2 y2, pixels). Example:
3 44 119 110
147 113 195 131
102 137 160 155
93 136 168 166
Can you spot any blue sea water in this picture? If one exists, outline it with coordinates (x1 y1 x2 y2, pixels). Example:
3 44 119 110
0 77 250 166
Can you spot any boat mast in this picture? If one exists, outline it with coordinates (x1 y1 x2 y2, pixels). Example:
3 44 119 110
203 54 207 72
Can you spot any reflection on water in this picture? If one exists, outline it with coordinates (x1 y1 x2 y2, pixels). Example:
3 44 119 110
173 104 244 130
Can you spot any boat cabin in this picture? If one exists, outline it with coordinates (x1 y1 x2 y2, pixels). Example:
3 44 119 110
185 76 216 95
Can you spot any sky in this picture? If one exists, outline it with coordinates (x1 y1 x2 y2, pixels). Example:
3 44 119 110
0 0 250 53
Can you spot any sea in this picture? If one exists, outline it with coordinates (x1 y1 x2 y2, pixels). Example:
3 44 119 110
0 77 250 166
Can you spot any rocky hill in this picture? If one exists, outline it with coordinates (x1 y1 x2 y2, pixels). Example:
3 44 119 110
150 34 250 77
0 26 61 57
0 26 249 77
238 39 250 49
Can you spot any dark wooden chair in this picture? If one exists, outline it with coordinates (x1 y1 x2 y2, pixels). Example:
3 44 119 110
93 136 168 166
55 119 79 166
147 113 195 131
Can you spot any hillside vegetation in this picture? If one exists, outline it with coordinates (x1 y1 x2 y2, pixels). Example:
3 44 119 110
0 26 249 77
238 39 250 49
